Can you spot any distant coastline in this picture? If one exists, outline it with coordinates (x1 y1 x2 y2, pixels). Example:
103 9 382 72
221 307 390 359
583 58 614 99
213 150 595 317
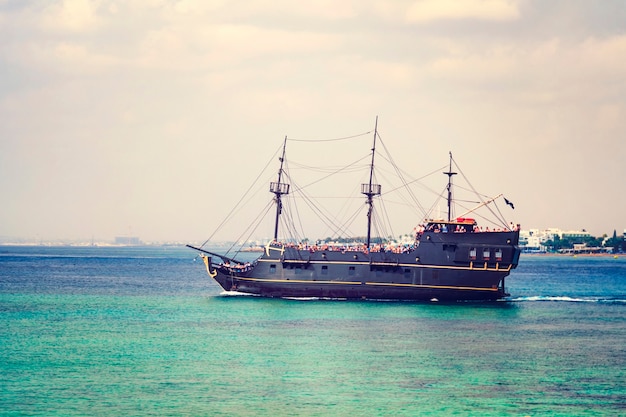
523 252 624 258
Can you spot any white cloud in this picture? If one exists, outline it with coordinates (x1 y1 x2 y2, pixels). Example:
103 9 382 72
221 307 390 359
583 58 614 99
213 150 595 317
406 0 521 22
171 0 225 15
579 35 626 79
41 0 101 32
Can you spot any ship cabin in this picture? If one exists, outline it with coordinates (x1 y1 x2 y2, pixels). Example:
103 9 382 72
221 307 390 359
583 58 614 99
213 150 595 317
423 217 477 234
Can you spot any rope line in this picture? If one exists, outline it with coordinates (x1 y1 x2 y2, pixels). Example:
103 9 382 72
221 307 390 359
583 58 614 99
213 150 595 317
287 130 372 142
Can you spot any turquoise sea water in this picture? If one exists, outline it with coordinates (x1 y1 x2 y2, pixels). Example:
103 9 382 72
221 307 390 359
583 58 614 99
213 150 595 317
1 246 625 416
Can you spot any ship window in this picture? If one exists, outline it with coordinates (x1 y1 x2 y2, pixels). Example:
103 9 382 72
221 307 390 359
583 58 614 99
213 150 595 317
321 265 328 275
469 248 477 260
269 264 276 274
483 249 490 260
348 266 356 276
495 249 503 261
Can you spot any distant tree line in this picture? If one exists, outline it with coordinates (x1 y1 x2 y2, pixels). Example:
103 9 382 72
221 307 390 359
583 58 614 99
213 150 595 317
544 230 625 253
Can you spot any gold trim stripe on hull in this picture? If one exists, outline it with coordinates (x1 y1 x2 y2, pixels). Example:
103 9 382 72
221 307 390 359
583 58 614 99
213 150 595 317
258 258 512 272
227 276 500 293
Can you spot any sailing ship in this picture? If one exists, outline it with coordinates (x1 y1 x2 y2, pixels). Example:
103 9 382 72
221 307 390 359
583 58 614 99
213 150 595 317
189 119 521 301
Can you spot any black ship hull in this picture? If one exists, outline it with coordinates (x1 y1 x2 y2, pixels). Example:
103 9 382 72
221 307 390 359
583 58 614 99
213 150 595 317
197 228 520 302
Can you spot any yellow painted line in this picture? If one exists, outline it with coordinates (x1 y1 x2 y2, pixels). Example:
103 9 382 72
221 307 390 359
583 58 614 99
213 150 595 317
258 258 366 267
396 263 512 272
258 258 512 272
235 276 362 285
227 276 498 292
364 282 500 292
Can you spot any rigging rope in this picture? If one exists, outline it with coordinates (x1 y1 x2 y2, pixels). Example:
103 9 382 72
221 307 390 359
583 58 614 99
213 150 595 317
225 199 275 257
451 155 508 228
287 130 372 142
289 153 371 191
376 133 432 219
199 127 514 249
199 143 282 249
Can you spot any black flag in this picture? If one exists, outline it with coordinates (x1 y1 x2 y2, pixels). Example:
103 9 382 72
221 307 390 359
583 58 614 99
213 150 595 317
504 197 515 209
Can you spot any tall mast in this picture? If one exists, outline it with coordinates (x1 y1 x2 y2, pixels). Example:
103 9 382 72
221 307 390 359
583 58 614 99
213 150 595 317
443 152 457 222
361 117 381 249
270 136 290 241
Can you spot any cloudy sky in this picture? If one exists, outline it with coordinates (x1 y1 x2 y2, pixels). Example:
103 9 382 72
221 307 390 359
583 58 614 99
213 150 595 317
1 0 625 243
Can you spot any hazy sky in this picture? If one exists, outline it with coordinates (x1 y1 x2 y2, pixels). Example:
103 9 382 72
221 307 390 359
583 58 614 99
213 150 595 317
1 0 625 243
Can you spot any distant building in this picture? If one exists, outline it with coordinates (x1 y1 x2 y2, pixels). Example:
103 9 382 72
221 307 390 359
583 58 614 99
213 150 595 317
560 230 591 239
114 236 142 245
559 243 611 254
519 229 551 252
519 228 591 253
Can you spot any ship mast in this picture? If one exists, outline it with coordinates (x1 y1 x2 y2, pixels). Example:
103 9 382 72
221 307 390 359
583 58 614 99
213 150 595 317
270 136 290 241
443 152 457 222
361 117 382 249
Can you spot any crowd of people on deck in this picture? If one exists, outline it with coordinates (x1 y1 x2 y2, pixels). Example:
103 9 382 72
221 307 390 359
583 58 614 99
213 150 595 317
270 241 416 254
265 221 520 255
221 261 253 272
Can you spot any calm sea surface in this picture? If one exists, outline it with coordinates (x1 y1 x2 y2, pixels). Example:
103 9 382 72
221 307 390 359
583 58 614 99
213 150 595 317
1 246 625 416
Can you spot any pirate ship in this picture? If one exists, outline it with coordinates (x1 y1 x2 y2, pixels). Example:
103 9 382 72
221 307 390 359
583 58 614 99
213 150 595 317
188 119 520 301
